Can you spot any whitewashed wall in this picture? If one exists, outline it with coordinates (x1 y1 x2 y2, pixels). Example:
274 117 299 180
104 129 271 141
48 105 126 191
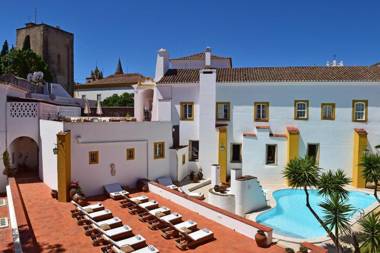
64 121 173 196
216 82 380 183
39 120 63 190
74 87 134 101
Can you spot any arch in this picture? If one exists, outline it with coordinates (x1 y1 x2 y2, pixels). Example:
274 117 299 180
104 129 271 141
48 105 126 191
135 88 154 121
8 136 39 177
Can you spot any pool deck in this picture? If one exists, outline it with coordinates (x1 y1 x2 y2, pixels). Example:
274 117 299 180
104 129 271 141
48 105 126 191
8 178 285 253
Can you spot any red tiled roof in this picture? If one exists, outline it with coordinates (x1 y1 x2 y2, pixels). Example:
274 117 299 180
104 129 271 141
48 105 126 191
157 66 380 84
256 125 271 130
75 73 151 90
271 133 287 138
243 132 257 137
170 52 232 61
287 126 300 134
354 128 368 135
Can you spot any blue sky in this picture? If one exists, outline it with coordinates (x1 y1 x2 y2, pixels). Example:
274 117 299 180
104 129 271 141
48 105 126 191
1 0 379 83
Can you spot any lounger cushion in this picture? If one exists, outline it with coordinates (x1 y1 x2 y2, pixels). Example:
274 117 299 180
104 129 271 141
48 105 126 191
104 183 124 194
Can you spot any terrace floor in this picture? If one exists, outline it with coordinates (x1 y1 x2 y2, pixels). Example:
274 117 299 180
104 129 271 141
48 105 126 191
12 179 285 253
0 195 12 252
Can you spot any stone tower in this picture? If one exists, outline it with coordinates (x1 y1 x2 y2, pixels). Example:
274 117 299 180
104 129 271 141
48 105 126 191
16 22 74 94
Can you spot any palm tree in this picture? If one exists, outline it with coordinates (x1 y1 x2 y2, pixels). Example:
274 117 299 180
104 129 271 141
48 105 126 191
320 193 354 253
283 157 338 244
318 169 351 199
361 153 380 202
359 212 380 253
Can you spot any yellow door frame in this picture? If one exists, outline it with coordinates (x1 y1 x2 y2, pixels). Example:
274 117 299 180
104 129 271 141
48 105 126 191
218 127 228 184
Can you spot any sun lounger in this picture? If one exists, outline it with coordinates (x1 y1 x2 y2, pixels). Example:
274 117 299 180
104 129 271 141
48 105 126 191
108 244 159 253
129 201 158 215
78 209 113 225
161 220 197 239
103 234 146 252
71 201 104 217
84 217 123 235
121 195 149 208
148 212 182 230
92 225 133 245
104 183 130 200
138 207 170 222
175 228 214 250
156 176 178 190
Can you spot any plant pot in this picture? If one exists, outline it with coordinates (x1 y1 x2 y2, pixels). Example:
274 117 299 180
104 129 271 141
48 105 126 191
255 230 267 248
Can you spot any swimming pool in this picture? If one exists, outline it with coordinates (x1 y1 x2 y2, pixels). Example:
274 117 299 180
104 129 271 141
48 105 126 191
256 189 377 239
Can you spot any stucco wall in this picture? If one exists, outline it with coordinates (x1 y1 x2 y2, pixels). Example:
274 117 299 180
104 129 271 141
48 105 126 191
39 120 64 190
74 87 134 101
64 121 173 196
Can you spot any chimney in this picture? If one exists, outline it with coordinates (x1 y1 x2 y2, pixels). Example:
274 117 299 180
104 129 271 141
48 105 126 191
155 48 169 82
205 47 212 67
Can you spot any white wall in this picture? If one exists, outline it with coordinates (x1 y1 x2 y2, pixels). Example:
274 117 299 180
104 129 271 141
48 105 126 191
39 120 63 190
216 82 380 184
64 121 173 196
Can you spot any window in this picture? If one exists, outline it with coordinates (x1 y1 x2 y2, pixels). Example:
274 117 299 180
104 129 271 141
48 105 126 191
180 102 194 121
266 145 277 165
153 142 165 159
216 102 230 121
126 148 135 160
182 154 186 165
307 144 320 164
294 100 309 120
97 94 102 101
189 140 199 161
89 151 99 164
231 143 242 163
254 102 269 122
352 100 368 122
321 103 335 120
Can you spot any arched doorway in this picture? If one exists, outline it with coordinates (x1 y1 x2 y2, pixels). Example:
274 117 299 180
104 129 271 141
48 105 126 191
9 136 39 177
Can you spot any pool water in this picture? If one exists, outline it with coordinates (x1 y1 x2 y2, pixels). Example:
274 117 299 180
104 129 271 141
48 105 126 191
256 189 376 239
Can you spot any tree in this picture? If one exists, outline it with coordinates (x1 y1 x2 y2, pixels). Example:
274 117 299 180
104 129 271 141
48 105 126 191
361 153 380 202
0 40 9 56
359 212 380 253
320 194 354 253
102 93 134 107
0 48 52 82
283 157 338 244
22 36 31 50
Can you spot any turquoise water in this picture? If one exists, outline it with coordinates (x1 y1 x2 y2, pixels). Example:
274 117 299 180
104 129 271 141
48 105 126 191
256 189 376 239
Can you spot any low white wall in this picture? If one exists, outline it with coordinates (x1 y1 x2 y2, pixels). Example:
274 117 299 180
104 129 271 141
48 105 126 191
39 120 64 190
234 177 267 215
208 190 235 213
148 182 273 244
175 146 190 182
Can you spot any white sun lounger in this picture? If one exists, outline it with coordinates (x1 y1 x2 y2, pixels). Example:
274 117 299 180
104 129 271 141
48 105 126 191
129 196 149 203
101 225 133 240
111 244 159 253
104 234 146 251
95 217 123 229
138 201 158 210
104 183 129 199
87 209 113 221
72 201 104 213
188 228 213 241
156 176 178 190
148 207 170 216
174 220 197 232
160 213 182 223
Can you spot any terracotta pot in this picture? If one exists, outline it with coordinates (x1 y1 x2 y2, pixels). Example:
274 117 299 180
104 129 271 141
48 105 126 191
255 230 267 248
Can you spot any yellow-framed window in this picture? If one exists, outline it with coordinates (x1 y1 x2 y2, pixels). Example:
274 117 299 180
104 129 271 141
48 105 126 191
352 100 368 122
254 102 269 122
294 100 309 120
126 148 135 160
153 142 165 159
180 102 194 121
321 103 335 120
216 102 230 121
89 151 99 164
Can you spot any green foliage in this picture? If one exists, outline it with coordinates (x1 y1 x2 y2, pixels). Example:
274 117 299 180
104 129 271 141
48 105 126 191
318 169 351 199
22 36 31 50
102 92 134 107
0 48 52 82
359 212 380 253
2 150 14 176
361 152 380 202
1 40 9 57
283 156 320 188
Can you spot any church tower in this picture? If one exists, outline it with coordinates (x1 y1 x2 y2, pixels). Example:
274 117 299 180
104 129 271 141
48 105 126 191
16 22 74 94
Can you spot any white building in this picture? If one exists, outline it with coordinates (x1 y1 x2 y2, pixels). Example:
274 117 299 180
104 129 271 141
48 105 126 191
136 48 380 188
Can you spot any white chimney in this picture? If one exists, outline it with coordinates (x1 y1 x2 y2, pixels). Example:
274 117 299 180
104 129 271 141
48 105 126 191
155 48 169 82
205 47 212 67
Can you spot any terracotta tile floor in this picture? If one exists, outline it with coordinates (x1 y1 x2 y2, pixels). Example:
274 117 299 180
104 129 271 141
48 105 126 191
17 180 285 253
0 196 12 252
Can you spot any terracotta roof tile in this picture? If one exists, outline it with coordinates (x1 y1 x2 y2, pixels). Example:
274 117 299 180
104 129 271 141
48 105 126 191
287 126 300 134
354 128 368 135
170 52 231 61
157 66 380 84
